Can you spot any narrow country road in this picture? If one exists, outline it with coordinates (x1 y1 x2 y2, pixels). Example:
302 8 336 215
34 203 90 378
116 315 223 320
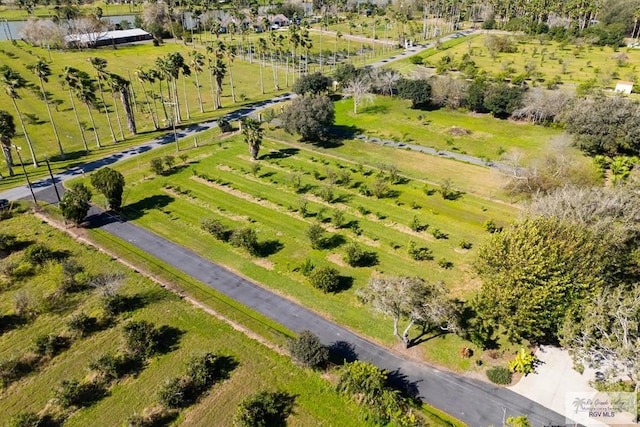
80 207 566 427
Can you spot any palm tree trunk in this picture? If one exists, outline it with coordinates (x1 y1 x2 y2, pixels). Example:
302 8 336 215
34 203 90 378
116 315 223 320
2 144 14 176
158 79 170 124
172 78 182 123
10 98 38 166
209 69 216 110
228 62 236 103
67 89 88 153
194 70 204 113
39 78 64 158
86 103 101 148
97 79 117 144
259 53 265 95
112 93 125 141
182 77 191 120
150 85 160 128
120 89 137 134
140 81 158 130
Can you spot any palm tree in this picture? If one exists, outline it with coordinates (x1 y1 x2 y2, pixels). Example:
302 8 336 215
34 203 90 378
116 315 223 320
334 31 342 68
75 71 102 148
152 65 170 124
189 50 205 113
209 57 226 109
27 58 64 158
88 57 117 144
225 45 237 103
109 73 137 135
257 37 267 95
301 26 312 75
241 117 263 160
61 66 89 153
135 68 159 130
107 73 125 141
0 110 16 176
288 24 300 83
1 66 38 166
268 32 282 90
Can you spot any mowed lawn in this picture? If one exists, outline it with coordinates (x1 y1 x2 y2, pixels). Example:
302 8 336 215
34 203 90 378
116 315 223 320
395 32 640 89
0 213 375 426
333 95 562 161
77 128 518 371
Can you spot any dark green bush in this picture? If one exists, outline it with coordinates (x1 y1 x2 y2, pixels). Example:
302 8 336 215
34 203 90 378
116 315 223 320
200 218 230 241
308 266 341 293
234 390 295 427
230 228 259 256
122 320 161 358
89 352 143 380
0 355 37 388
150 158 164 175
24 244 56 265
287 330 329 369
32 334 70 357
407 241 433 261
53 379 107 408
486 366 512 385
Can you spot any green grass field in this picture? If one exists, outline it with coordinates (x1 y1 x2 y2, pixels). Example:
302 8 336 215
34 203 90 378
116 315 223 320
394 32 640 89
0 212 384 426
0 1 140 20
64 122 519 372
333 95 563 160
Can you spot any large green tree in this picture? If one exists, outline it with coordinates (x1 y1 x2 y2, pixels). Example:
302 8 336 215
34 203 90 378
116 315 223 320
59 183 92 225
474 217 613 343
281 94 334 141
90 167 125 211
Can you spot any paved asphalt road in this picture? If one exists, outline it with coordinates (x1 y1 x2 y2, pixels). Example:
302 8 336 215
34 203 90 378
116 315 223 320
81 208 566 427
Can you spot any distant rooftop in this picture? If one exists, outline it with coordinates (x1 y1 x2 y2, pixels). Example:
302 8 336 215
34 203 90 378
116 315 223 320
65 28 150 45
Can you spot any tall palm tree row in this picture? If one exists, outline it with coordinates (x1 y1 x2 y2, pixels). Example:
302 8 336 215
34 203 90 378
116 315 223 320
109 73 137 136
88 57 118 144
61 66 90 154
1 66 38 167
135 68 159 130
189 50 206 113
27 58 65 158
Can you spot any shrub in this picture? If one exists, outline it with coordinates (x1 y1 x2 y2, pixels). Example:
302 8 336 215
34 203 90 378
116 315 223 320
163 156 176 170
0 356 37 388
218 118 232 132
287 330 329 369
508 348 538 374
432 228 449 239
298 258 315 276
150 158 165 175
230 228 259 256
486 366 512 385
122 320 160 358
410 216 426 232
89 352 143 380
318 184 334 203
8 412 41 427
53 379 107 408
66 312 96 337
484 219 503 233
234 391 295 427
32 334 70 357
24 244 56 265
409 55 423 65
371 178 389 198
158 376 193 409
438 258 454 269
343 243 377 267
0 233 18 258
126 406 177 427
331 209 345 228
407 241 433 261
308 266 341 293
200 218 230 241
306 223 326 249
459 239 473 249
101 292 130 316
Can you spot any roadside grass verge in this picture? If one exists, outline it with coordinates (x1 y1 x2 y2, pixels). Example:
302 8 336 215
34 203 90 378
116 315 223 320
0 212 380 426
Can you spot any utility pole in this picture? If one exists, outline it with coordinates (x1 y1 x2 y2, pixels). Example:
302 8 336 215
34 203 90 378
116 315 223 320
13 145 37 205
45 156 61 203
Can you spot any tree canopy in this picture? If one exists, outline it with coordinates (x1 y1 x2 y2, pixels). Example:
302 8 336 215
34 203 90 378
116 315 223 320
90 167 125 211
291 72 331 95
281 94 334 141
59 183 92 225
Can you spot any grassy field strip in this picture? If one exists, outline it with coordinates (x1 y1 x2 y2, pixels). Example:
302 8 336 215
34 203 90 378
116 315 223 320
1 214 386 426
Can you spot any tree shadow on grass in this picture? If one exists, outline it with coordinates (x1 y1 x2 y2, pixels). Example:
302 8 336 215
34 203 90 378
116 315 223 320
328 341 358 365
212 355 240 381
320 234 346 250
155 325 184 355
0 314 28 335
121 194 174 221
332 275 354 293
256 240 284 257
261 147 300 160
